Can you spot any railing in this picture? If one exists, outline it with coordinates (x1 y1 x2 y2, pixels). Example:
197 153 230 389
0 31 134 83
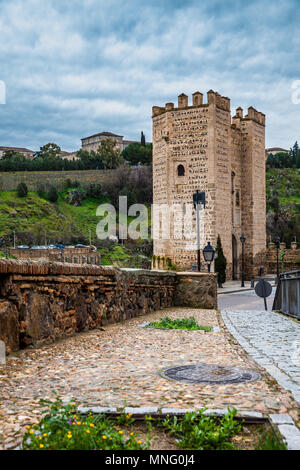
273 270 300 318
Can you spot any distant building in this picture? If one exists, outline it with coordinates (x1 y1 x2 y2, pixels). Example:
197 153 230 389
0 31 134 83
80 131 150 153
59 150 79 161
0 146 35 159
265 147 289 157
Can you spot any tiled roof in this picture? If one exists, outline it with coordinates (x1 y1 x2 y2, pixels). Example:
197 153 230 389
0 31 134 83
0 146 34 153
82 131 123 141
265 147 289 153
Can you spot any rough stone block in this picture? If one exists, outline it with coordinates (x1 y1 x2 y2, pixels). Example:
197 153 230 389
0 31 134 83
78 406 117 414
124 407 158 415
161 408 194 415
277 424 300 450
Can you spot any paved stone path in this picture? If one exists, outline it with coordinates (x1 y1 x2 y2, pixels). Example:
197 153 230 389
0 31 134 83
0 307 299 449
222 309 300 404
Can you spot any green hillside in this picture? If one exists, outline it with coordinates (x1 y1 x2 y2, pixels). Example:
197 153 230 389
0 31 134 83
0 189 103 244
266 168 300 245
0 188 152 268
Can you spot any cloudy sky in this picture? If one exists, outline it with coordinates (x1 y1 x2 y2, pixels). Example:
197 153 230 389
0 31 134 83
0 0 299 151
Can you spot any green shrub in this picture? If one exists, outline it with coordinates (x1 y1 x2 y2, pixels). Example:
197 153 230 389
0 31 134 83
36 183 46 198
64 178 72 189
158 409 242 450
17 182 28 197
47 185 58 203
86 183 102 198
148 316 212 331
22 396 147 451
215 235 227 284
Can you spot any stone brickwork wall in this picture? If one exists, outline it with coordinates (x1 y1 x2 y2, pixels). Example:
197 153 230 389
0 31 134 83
0 260 217 353
174 272 217 309
152 91 266 280
9 247 101 265
265 244 300 273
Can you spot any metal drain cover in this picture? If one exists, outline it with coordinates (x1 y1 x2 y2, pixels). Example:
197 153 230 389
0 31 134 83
160 363 261 385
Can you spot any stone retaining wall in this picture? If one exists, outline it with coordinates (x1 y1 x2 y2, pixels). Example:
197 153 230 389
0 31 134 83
266 245 300 273
0 169 115 191
0 260 217 353
175 272 217 309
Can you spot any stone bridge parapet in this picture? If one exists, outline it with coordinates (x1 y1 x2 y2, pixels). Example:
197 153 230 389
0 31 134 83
0 260 217 353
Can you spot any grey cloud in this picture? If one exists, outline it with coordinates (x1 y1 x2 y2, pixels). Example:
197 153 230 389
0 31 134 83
0 0 299 151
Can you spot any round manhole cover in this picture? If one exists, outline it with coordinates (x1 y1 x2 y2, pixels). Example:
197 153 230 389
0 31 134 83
160 363 261 385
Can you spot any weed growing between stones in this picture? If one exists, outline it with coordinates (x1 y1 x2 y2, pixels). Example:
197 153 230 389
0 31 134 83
155 409 242 450
147 316 212 331
255 427 287 450
22 396 147 451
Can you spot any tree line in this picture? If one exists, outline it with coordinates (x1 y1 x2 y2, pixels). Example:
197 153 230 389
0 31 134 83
0 136 153 172
267 142 300 169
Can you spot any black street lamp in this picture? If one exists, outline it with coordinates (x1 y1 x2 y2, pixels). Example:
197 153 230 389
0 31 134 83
275 236 280 285
203 242 216 273
240 235 246 288
193 190 206 272
56 243 65 263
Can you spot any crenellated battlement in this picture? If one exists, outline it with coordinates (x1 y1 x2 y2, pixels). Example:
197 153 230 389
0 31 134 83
232 106 265 127
153 91 265 127
152 89 231 116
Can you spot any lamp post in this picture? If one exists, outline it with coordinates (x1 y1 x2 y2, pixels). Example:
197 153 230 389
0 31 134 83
203 242 216 273
240 235 246 288
275 236 280 285
57 243 65 263
193 191 206 272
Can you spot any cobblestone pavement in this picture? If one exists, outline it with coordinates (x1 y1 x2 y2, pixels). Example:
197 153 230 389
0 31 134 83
222 309 300 405
0 307 299 449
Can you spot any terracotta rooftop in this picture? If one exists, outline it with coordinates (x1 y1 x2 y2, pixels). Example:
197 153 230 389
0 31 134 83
0 146 35 153
266 147 289 153
82 131 123 141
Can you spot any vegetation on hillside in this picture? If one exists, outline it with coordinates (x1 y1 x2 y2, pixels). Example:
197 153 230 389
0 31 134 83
0 166 153 268
266 168 300 246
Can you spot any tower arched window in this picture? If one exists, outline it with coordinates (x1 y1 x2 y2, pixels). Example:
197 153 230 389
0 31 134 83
177 164 185 177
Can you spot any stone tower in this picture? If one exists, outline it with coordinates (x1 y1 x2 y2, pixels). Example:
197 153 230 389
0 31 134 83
152 90 266 279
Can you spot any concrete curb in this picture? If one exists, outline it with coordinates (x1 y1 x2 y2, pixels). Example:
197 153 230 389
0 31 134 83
77 405 265 423
270 414 300 450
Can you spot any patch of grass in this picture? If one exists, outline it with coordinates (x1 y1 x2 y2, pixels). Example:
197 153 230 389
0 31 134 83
147 316 212 331
255 427 287 450
157 409 242 450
